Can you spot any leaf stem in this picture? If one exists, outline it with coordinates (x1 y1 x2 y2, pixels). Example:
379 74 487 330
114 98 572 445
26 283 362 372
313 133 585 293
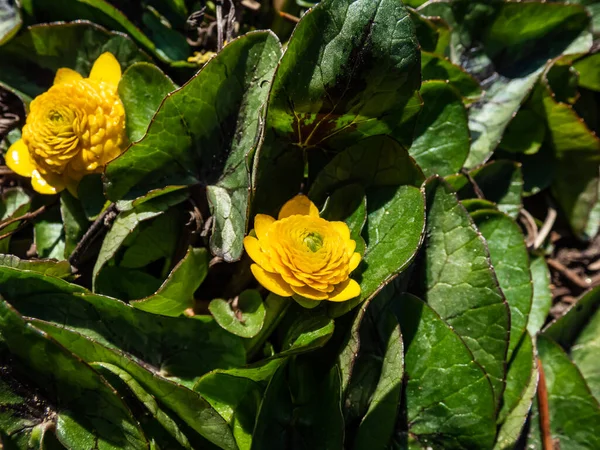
68 203 118 270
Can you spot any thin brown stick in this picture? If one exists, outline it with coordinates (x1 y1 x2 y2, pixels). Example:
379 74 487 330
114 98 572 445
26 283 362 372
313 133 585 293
0 204 48 233
534 203 557 250
68 203 118 269
519 208 538 248
547 258 591 289
461 168 485 199
0 166 14 176
278 10 300 23
0 221 29 241
216 0 224 51
537 357 554 450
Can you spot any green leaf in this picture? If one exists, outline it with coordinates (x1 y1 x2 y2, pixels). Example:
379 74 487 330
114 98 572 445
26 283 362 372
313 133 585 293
393 294 497 449
0 0 20 45
536 335 600 449
531 72 600 239
309 135 424 205
244 294 292 359
0 22 149 99
105 31 282 263
194 359 285 450
0 267 246 387
409 80 470 177
120 211 180 269
421 52 482 102
471 210 533 358
278 306 335 356
131 247 209 317
0 299 148 449
414 177 509 405
498 108 546 155
0 254 72 279
571 307 600 401
0 188 30 254
329 184 425 317
494 334 538 450
34 205 66 260
454 2 593 168
574 52 600 92
343 292 403 450
251 360 343 450
118 62 176 142
544 286 600 349
23 0 190 65
320 184 367 239
252 0 421 216
92 362 192 450
527 255 553 335
209 290 266 339
93 189 188 286
498 333 535 424
60 191 89 259
447 160 524 219
461 198 497 213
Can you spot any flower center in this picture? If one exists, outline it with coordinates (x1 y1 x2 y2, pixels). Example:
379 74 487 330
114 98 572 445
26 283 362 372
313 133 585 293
303 231 323 252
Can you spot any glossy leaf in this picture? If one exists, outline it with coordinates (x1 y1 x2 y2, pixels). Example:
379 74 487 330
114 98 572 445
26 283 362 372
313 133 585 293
251 360 343 450
414 177 509 405
308 135 424 205
448 160 524 219
34 205 66 260
0 0 20 45
0 254 72 279
409 80 470 177
574 52 600 92
0 299 148 449
452 2 593 168
329 184 425 317
494 337 538 450
0 22 149 99
131 247 209 317
118 62 177 142
536 335 600 449
472 210 533 358
93 189 188 286
60 191 89 259
23 0 190 64
343 291 403 450
0 188 30 254
209 290 266 339
93 362 192 450
105 31 282 262
531 73 600 239
0 267 246 387
527 255 553 335
421 52 482 102
571 307 600 401
498 108 546 155
498 333 535 425
544 286 600 349
393 294 497 449
252 0 421 216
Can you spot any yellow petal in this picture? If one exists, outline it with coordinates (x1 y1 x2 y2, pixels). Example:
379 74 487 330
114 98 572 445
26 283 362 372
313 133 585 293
89 52 121 87
330 221 350 241
243 236 274 272
254 214 275 241
278 194 319 219
53 68 83 85
5 139 35 177
349 252 361 272
328 279 361 302
31 170 65 195
291 284 329 300
250 264 294 297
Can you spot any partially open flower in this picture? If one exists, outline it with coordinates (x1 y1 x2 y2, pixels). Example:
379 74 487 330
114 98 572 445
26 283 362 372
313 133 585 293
244 195 362 302
4 52 126 195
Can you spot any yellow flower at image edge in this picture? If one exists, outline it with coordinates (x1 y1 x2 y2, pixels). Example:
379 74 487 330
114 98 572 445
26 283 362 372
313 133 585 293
244 195 362 302
5 52 126 195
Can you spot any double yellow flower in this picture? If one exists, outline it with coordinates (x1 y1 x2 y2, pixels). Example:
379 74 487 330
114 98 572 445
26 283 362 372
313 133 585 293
244 195 362 303
5 52 126 195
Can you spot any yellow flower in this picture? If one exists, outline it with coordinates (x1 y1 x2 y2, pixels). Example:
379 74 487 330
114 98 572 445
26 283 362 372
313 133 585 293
244 195 362 302
4 52 126 195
